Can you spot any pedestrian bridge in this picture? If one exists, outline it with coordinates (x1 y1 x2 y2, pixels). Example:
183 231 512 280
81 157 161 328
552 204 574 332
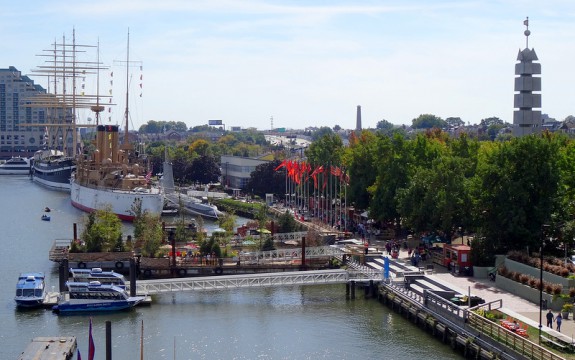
131 268 381 295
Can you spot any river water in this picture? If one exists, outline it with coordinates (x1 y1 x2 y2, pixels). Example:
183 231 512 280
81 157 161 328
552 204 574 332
0 176 462 359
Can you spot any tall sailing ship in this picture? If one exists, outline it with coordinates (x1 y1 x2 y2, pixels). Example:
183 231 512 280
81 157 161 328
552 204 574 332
28 30 102 191
70 31 163 221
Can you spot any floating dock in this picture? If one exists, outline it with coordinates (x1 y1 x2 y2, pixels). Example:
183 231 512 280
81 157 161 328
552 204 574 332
42 292 60 309
17 336 76 360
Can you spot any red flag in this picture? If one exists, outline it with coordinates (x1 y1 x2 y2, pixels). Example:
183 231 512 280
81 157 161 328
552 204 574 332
274 160 286 171
330 166 342 177
310 166 324 188
88 318 95 360
145 171 152 183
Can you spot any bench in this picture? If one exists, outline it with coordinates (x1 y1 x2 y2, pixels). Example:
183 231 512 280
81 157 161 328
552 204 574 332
540 335 567 351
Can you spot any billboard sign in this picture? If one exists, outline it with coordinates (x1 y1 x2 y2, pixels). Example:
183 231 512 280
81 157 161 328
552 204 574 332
208 120 223 126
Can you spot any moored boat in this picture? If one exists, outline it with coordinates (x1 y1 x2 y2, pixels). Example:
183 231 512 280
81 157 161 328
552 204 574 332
165 193 221 219
15 272 46 308
32 150 75 191
0 156 32 175
70 125 163 221
69 268 126 289
52 281 145 314
41 214 50 221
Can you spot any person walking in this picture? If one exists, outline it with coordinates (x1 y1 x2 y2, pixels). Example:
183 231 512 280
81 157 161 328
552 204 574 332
556 313 562 332
546 309 554 328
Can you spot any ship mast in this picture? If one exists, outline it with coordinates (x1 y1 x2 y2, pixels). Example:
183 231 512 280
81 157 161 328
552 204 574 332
121 29 134 152
27 29 106 155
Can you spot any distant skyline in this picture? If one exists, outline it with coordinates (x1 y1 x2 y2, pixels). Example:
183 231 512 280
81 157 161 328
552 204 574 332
3 1 575 131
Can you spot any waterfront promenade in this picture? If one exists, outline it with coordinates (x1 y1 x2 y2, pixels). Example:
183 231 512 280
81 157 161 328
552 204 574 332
387 244 575 347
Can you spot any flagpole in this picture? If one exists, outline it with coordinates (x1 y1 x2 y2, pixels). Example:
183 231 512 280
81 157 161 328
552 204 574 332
140 319 144 360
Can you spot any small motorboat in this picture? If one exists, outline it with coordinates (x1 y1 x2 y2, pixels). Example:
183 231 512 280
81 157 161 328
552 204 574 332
44 207 51 212
15 272 46 308
41 214 50 221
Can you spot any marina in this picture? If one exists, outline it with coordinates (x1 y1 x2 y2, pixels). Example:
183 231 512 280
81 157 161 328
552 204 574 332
6 168 575 360
1 176 463 359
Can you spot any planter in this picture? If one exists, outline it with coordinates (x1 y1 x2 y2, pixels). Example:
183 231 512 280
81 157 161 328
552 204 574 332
562 312 570 320
504 258 575 289
496 275 564 311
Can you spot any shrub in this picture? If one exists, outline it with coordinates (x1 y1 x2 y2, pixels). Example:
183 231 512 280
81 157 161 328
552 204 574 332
513 272 521 282
545 283 554 294
533 279 542 291
553 284 563 295
499 266 509 278
528 277 538 288
562 303 573 313
561 268 570 277
519 274 530 284
569 287 575 298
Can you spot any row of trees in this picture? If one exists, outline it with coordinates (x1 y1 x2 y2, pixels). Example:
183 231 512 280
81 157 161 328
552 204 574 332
74 199 239 258
144 129 275 185
260 130 575 265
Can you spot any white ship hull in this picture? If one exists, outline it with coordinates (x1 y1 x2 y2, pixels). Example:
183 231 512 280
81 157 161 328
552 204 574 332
71 180 163 221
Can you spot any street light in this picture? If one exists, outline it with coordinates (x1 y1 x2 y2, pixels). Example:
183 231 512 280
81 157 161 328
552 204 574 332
539 224 550 343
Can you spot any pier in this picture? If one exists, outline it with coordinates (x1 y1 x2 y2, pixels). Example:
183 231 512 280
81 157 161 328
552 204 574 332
17 337 76 360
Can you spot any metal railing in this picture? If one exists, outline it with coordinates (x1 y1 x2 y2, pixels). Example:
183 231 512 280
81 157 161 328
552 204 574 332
467 312 565 360
132 269 350 294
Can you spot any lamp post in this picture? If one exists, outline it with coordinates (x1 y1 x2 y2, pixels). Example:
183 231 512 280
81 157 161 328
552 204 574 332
539 224 550 343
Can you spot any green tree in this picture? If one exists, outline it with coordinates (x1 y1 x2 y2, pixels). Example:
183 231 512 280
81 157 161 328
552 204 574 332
189 139 210 156
472 135 561 255
188 155 221 184
138 212 164 257
277 210 298 233
81 206 122 252
369 133 410 227
445 117 465 128
305 133 343 167
342 130 377 210
311 126 334 141
376 119 394 131
218 211 237 233
411 114 446 129
261 236 275 251
246 160 287 199
132 198 164 257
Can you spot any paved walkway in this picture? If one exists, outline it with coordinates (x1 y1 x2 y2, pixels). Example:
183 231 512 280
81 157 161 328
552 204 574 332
387 247 575 344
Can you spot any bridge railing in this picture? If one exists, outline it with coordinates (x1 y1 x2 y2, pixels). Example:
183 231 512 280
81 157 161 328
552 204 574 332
133 269 351 295
238 246 344 263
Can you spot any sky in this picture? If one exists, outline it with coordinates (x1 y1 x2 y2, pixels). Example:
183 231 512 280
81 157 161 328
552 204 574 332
3 1 575 131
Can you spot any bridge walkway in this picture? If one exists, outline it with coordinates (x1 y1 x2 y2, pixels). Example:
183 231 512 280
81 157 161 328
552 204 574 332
130 268 381 295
